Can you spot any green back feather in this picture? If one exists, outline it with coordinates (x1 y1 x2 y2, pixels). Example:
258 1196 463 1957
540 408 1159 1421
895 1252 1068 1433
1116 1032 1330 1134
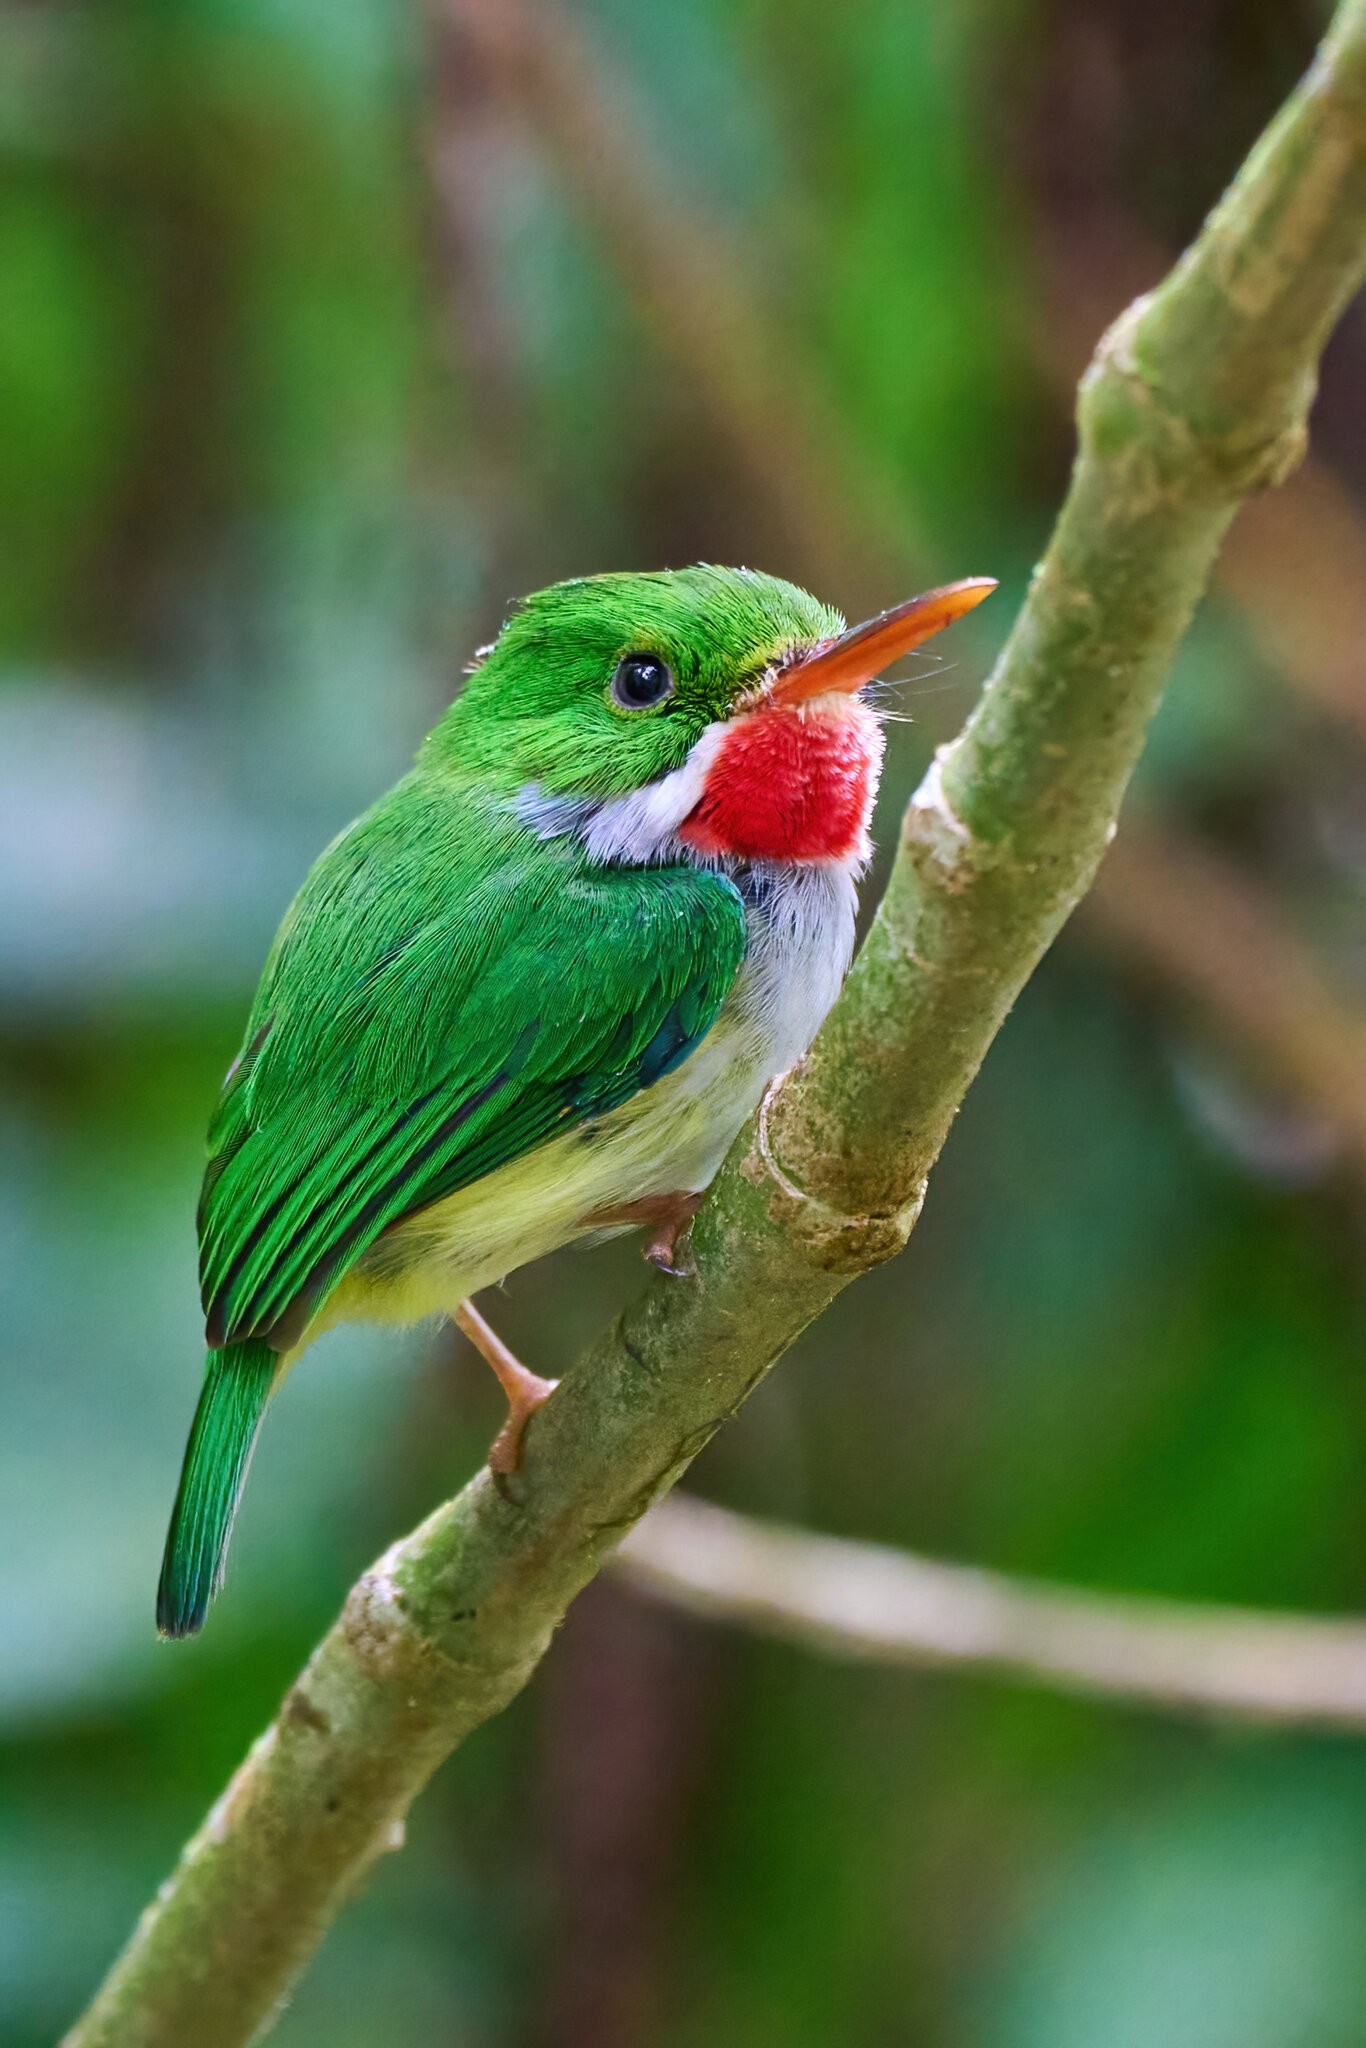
198 816 747 1350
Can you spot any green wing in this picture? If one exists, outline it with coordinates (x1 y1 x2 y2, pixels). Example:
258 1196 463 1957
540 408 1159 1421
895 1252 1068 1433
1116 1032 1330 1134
198 785 747 1352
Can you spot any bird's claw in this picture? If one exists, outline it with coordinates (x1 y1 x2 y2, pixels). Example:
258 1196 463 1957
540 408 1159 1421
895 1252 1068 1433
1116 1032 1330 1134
643 1230 696 1280
577 1190 703 1277
642 1194 703 1278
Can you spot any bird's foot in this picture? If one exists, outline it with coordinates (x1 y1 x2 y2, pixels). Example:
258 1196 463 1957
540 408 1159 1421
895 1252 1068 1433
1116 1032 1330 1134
454 1297 558 1475
643 1192 703 1276
581 1190 703 1277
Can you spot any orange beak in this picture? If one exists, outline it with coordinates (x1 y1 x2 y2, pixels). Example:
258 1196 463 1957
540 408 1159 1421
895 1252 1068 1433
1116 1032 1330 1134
767 578 998 708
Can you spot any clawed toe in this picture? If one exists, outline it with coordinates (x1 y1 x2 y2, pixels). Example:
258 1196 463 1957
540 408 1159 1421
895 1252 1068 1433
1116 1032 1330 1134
577 1190 703 1279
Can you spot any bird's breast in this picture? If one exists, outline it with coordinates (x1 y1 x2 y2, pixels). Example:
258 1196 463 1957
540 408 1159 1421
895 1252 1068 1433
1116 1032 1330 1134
678 700 884 864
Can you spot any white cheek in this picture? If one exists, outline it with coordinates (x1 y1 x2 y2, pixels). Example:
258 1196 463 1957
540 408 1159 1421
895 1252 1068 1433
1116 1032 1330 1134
581 722 730 865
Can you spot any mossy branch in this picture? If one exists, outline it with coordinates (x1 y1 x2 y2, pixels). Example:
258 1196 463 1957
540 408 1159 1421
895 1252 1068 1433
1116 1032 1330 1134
65 7 1366 2044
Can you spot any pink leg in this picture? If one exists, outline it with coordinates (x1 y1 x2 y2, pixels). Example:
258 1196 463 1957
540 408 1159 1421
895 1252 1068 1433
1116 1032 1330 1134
455 1298 559 1475
581 1191 703 1277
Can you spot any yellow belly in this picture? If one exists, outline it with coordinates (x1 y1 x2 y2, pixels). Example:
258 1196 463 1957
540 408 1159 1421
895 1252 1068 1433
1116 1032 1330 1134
301 1014 763 1347
295 859 859 1358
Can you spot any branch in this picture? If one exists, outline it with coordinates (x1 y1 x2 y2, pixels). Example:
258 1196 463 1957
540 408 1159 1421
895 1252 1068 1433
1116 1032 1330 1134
620 1496 1366 1729
66 9 1366 2046
763 0 1366 1218
1040 215 1366 746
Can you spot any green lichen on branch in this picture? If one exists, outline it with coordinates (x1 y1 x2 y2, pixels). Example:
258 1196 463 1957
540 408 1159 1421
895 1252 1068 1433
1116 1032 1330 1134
65 5 1366 2044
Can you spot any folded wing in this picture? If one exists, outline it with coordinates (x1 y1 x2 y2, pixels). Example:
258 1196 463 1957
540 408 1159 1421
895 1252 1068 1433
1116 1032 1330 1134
198 797 747 1352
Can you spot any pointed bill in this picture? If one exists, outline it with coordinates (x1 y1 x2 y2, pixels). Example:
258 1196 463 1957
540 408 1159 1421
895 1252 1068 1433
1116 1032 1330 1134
769 577 997 708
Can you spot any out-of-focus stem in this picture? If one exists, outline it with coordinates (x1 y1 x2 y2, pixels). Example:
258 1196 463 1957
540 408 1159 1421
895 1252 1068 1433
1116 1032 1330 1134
621 1494 1366 1729
434 0 918 610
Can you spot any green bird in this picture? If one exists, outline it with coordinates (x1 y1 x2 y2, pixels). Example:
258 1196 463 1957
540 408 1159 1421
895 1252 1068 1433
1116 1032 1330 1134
157 565 994 1636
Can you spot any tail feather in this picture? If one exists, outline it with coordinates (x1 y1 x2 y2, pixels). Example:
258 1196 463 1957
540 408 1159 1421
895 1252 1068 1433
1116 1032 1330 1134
157 1342 278 1638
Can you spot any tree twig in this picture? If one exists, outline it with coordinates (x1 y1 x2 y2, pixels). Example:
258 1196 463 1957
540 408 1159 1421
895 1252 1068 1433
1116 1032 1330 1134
65 7 1366 2045
620 1495 1366 1729
1040 216 1366 745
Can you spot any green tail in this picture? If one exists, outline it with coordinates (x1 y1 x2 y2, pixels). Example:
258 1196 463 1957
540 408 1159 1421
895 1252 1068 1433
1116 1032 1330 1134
157 1342 278 1638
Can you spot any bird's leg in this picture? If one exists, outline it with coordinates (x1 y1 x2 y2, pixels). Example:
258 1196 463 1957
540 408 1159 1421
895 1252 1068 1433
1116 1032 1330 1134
581 1190 703 1277
454 1298 559 1475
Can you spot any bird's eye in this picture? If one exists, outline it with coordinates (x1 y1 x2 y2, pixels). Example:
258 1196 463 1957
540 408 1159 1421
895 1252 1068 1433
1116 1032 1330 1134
610 652 675 711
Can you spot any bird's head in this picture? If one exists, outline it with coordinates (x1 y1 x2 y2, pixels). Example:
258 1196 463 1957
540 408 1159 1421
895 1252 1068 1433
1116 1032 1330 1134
431 565 995 867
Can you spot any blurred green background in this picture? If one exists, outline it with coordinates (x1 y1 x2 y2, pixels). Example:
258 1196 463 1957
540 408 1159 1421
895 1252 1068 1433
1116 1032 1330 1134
3 0 1366 2042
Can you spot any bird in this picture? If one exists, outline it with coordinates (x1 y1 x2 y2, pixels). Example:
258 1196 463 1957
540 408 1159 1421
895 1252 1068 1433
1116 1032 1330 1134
157 564 995 1637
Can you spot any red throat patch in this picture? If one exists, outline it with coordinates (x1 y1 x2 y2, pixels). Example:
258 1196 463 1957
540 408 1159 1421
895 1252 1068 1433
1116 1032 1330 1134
679 701 884 864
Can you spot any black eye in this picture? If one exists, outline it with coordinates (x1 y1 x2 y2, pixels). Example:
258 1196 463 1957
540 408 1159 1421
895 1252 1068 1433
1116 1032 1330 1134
611 652 675 711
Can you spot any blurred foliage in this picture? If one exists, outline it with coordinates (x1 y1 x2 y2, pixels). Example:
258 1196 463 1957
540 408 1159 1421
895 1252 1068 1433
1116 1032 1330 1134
1 1 1365 2044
